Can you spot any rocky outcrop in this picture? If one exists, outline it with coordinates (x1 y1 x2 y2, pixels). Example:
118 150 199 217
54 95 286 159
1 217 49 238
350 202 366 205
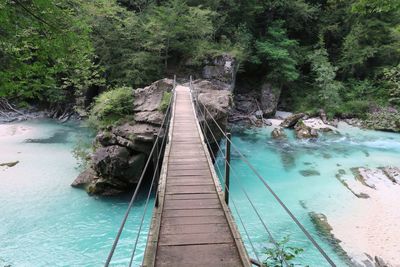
381 166 400 184
280 113 305 128
72 78 174 196
294 120 319 139
364 108 400 132
260 82 281 117
202 53 237 91
271 127 286 139
192 79 233 142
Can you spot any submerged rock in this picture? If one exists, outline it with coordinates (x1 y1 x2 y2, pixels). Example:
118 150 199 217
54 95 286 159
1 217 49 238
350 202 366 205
280 113 305 128
335 170 370 199
271 127 287 139
299 169 320 177
309 212 351 263
381 166 400 184
0 161 19 167
351 167 394 189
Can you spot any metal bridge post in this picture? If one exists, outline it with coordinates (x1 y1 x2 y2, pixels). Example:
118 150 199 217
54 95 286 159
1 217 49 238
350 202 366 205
224 132 231 205
153 133 160 208
203 104 207 138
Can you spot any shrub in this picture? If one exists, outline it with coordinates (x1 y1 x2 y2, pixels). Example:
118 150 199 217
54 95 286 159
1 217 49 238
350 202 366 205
159 91 172 113
88 87 134 129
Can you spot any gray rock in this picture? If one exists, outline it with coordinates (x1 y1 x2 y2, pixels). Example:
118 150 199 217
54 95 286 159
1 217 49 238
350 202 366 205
71 168 97 188
271 127 287 139
260 82 281 117
92 145 131 178
202 53 237 91
255 110 263 119
133 78 173 112
294 120 319 139
280 113 305 128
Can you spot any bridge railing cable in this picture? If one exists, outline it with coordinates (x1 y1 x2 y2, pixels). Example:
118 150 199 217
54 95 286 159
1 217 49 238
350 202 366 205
189 77 336 267
194 96 290 266
104 76 176 267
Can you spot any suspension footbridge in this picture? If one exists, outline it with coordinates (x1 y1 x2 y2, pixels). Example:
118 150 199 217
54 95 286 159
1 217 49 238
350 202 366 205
104 78 337 267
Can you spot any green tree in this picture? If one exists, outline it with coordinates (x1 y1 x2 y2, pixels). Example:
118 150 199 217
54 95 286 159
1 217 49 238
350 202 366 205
254 21 300 87
308 44 343 115
0 0 103 105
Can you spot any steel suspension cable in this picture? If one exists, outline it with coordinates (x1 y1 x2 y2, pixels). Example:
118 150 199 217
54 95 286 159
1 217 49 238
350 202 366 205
104 91 174 267
196 106 289 266
196 112 262 265
197 100 336 267
128 112 171 267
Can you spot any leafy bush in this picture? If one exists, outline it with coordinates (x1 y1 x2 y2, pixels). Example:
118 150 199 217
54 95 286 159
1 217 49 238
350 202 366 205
159 91 172 113
263 235 306 267
88 87 133 129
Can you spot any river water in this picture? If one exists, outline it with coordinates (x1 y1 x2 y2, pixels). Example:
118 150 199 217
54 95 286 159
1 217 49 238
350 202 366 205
1 120 399 266
0 120 153 267
214 123 400 266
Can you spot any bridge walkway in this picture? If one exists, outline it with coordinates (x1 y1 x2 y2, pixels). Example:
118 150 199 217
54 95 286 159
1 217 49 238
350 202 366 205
143 85 250 267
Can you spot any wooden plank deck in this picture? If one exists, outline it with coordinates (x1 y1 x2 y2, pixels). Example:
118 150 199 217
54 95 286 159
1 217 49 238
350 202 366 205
143 85 249 267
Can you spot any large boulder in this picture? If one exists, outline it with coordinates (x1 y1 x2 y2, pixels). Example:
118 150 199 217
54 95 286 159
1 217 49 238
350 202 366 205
281 113 305 128
260 82 281 118
294 120 318 139
202 54 237 91
73 79 173 196
192 79 232 143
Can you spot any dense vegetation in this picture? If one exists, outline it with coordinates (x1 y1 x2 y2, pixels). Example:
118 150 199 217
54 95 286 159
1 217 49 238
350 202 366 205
1 0 399 118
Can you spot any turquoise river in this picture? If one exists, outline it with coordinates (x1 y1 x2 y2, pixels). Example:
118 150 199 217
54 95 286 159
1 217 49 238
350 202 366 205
1 119 400 266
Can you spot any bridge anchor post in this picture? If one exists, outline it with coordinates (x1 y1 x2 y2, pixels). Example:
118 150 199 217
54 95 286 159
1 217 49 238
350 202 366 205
224 132 231 205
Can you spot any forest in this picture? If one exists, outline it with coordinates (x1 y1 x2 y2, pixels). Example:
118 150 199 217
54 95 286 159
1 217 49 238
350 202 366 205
1 0 400 119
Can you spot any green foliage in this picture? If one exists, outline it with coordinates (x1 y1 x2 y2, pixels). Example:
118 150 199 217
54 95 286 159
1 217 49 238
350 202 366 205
263 235 306 267
0 0 104 104
88 86 133 129
254 21 300 87
159 91 172 113
383 64 400 106
308 45 343 115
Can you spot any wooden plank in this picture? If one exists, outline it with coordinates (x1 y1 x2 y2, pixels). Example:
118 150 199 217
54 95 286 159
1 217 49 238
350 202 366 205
165 193 218 200
167 178 213 185
163 199 221 210
168 169 211 177
166 185 216 194
162 208 224 217
161 215 227 226
156 244 243 267
161 223 228 234
158 232 233 246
